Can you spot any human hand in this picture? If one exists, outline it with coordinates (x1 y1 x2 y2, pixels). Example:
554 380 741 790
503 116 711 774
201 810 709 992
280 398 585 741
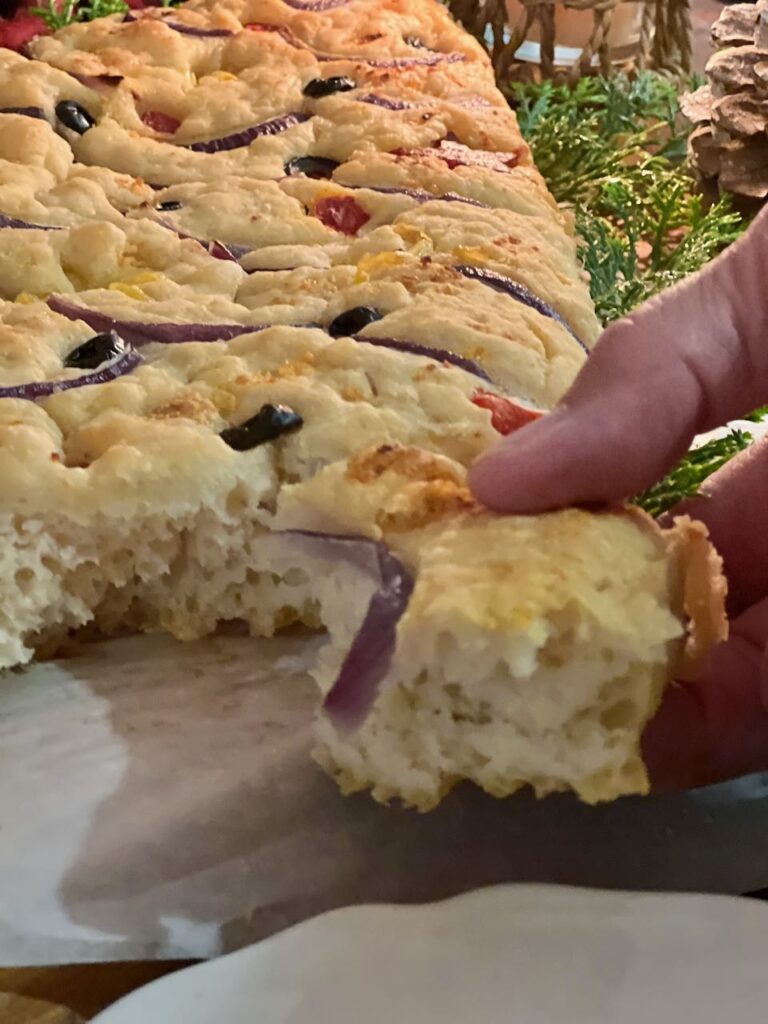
469 205 768 791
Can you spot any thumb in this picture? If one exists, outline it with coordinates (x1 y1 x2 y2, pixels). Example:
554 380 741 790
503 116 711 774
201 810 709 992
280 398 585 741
469 206 768 513
642 597 768 791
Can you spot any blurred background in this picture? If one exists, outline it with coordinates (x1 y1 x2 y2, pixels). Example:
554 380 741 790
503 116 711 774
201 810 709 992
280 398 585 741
694 0 729 69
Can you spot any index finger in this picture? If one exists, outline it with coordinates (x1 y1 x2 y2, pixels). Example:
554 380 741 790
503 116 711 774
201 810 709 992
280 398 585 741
469 206 768 513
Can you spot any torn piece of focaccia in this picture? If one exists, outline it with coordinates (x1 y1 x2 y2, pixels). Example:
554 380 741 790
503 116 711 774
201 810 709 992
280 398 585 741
270 445 727 809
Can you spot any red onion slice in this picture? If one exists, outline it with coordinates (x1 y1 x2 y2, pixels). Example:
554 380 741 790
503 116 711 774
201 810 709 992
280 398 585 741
394 139 521 173
355 185 488 209
244 22 303 46
455 265 587 351
208 239 252 261
0 349 142 401
0 213 63 231
123 12 233 36
163 20 233 36
185 112 310 153
452 95 493 109
357 94 490 113
71 73 124 89
0 106 46 119
282 0 350 9
350 53 466 68
278 530 414 731
356 94 413 111
147 213 251 261
352 334 492 383
47 296 265 345
240 20 464 67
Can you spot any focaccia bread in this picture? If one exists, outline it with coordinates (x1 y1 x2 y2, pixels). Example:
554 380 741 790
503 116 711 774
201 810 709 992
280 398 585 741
0 0 728 809
30 1 490 77
0 216 244 301
0 322 502 665
40 261 586 407
274 446 725 808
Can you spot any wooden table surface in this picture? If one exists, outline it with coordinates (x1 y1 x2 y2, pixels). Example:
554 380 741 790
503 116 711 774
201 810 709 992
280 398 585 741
0 964 196 1022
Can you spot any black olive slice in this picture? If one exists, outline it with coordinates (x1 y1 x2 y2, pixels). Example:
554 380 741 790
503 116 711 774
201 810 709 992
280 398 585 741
64 331 126 370
284 156 340 179
55 100 95 135
328 306 382 338
157 199 183 211
302 76 356 99
220 404 303 451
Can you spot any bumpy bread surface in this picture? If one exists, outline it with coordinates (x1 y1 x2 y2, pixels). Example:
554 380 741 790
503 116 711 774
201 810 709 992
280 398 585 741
0 0 726 809
275 447 725 809
0 323 499 664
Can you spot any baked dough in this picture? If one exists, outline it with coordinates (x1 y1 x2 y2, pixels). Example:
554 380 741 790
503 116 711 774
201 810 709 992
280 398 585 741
0 0 726 809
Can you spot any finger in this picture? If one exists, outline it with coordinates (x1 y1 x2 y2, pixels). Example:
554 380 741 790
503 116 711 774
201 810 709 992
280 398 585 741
470 206 768 513
664 438 768 615
642 596 768 792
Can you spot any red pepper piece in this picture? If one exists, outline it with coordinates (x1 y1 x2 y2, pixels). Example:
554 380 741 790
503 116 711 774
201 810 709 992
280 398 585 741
141 110 181 134
471 390 543 435
314 195 371 236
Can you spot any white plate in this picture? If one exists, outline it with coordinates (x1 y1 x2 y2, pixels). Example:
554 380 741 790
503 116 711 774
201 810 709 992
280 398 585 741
94 884 768 1023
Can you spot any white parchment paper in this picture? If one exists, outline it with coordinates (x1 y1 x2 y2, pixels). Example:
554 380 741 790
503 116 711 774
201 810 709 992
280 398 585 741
1 628 768 966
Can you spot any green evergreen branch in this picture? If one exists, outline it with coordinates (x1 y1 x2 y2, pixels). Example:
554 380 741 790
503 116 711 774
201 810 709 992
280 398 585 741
635 430 752 518
509 72 759 512
30 0 129 30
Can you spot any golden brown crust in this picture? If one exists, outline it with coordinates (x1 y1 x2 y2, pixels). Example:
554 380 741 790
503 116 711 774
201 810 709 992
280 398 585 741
663 515 729 680
151 392 219 424
379 478 475 533
345 442 464 486
588 504 728 683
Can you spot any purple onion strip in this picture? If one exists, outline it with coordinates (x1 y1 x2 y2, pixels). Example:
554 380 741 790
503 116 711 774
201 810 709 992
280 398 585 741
0 349 142 402
314 50 466 67
278 530 414 731
163 20 233 36
47 296 265 345
282 0 351 9
149 214 251 261
185 112 310 154
452 96 493 109
455 265 588 352
71 73 124 89
123 12 232 35
357 184 488 209
352 53 466 68
0 106 46 120
353 334 491 384
356 94 413 111
216 240 252 260
123 11 463 68
0 213 64 231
